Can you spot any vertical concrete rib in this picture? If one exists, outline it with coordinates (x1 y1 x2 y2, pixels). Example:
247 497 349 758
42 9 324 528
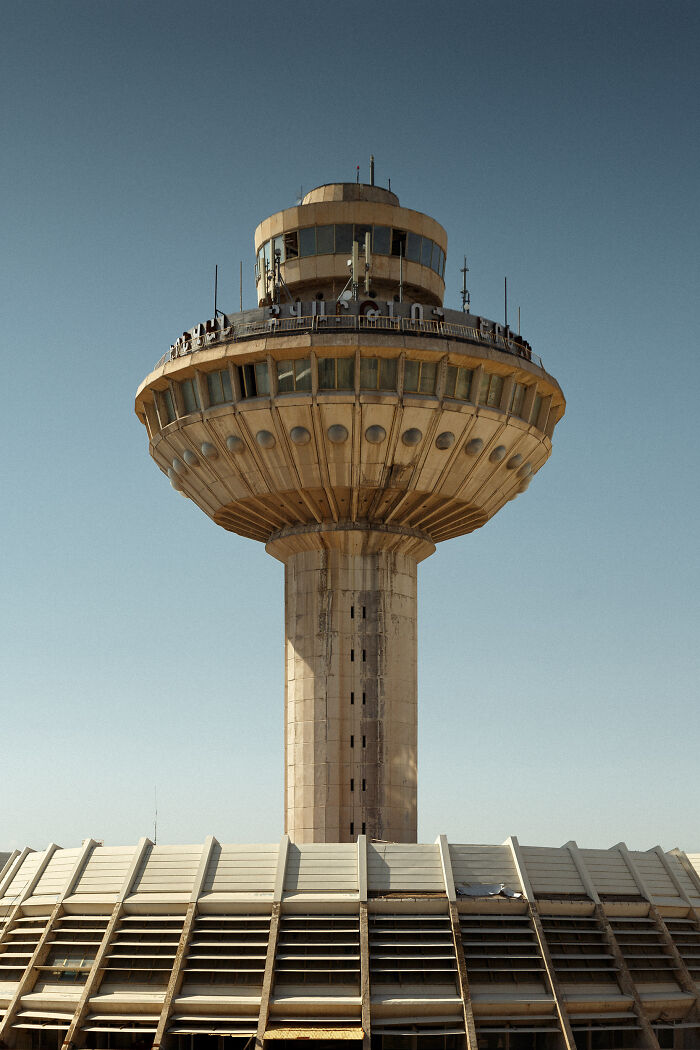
152 836 218 1050
357 836 371 1050
152 903 197 1050
436 835 477 1049
61 837 152 1050
256 835 289 1049
506 837 576 1050
570 842 659 1049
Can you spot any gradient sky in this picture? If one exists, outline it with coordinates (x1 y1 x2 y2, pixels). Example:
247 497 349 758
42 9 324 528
2 0 699 854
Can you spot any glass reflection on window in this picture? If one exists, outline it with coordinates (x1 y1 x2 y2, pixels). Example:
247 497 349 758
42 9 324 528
318 357 354 390
421 237 434 268
510 382 526 417
404 360 437 395
162 389 176 423
335 224 353 254
445 366 473 400
479 373 504 408
298 227 316 257
277 358 311 393
406 232 421 263
207 369 232 405
373 226 390 255
316 225 334 255
180 378 200 414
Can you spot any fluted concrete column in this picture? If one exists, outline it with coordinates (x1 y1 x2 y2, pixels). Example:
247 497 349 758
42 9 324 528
267 526 434 843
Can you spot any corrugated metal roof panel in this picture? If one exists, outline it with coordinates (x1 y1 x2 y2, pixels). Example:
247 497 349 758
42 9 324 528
449 845 519 890
368 844 444 893
202 843 278 894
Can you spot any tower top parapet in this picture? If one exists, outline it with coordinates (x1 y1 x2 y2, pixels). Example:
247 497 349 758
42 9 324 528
301 182 400 207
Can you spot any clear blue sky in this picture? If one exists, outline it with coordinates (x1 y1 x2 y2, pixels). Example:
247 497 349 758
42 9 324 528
2 0 698 853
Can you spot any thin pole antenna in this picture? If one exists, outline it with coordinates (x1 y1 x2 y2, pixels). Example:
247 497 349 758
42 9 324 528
153 786 158 844
504 276 508 328
239 260 243 312
214 265 218 318
460 255 471 313
399 243 403 303
356 165 360 184
370 154 375 186
518 306 521 336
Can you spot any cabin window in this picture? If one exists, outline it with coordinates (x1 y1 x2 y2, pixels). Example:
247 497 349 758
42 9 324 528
318 356 355 390
276 358 311 393
207 369 232 406
404 360 437 395
479 372 504 408
444 366 473 401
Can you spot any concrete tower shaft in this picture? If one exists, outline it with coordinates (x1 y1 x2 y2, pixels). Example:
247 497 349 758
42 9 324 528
135 179 565 844
268 528 434 843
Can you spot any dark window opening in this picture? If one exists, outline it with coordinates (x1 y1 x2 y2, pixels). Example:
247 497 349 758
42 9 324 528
350 649 355 662
362 779 366 791
362 606 366 618
350 735 354 748
362 650 366 662
361 822 366 834
351 606 355 618
391 228 407 257
362 736 366 748
350 692 355 705
362 692 366 704
350 779 354 791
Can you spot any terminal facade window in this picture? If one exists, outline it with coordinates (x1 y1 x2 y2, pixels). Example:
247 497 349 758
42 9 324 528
238 362 270 399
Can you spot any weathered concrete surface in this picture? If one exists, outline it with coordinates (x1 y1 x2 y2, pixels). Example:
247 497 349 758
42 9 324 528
281 538 420 843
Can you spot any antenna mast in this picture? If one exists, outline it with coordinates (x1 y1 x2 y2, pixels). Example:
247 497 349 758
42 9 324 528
460 256 471 313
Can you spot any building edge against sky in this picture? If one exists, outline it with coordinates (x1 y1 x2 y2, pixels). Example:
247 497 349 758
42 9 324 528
6 176 700 1049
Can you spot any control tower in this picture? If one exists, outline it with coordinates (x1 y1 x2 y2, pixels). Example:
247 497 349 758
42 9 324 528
135 174 565 845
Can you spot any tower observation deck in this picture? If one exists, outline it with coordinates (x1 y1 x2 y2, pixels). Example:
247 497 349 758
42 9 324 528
135 178 566 844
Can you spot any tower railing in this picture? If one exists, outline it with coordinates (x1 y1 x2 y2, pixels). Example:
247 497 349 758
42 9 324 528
155 315 543 370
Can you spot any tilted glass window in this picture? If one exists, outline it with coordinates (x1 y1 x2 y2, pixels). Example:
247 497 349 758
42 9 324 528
263 240 271 271
238 362 270 399
180 378 200 414
478 373 504 408
421 236 434 268
277 358 311 393
510 382 527 417
298 226 316 257
444 365 473 400
360 357 398 391
373 225 390 255
272 235 284 264
531 392 543 426
207 369 233 406
405 231 421 263
404 359 437 395
335 224 353 254
316 225 334 255
284 230 298 260
161 389 176 423
318 356 355 390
